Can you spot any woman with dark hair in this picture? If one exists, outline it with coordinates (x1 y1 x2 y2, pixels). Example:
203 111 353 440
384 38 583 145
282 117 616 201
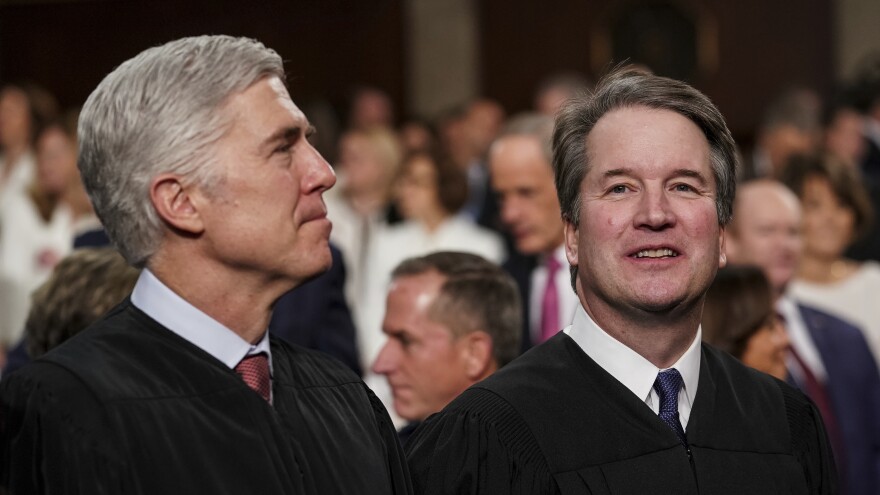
394 151 466 231
781 154 880 365
702 265 789 380
383 150 504 262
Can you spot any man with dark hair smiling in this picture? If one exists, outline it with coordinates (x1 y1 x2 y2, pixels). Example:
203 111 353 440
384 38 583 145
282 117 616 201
407 67 836 494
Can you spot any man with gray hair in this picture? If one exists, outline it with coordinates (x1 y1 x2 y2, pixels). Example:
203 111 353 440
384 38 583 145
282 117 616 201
0 36 411 494
407 67 836 493
489 113 578 350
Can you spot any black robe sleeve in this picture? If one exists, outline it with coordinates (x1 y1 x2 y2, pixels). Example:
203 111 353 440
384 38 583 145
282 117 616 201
405 388 557 495
1 362 126 494
779 381 839 495
366 387 414 494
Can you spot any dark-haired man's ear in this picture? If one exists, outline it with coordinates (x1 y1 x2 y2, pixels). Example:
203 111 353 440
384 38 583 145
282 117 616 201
461 331 496 380
563 219 579 269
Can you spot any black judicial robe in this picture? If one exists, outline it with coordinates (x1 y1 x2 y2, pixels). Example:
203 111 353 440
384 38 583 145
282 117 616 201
0 300 413 495
407 332 836 494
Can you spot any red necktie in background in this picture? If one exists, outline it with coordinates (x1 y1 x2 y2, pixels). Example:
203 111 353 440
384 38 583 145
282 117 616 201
540 256 561 342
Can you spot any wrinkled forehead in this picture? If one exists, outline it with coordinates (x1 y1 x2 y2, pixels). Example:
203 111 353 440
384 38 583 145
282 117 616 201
584 106 712 174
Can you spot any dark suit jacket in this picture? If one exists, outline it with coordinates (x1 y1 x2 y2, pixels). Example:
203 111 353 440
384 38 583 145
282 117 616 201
799 304 880 495
270 245 361 375
503 252 538 353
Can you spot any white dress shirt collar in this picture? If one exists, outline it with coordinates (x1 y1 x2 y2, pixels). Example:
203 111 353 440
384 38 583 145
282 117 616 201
776 294 827 381
130 269 272 373
564 305 701 428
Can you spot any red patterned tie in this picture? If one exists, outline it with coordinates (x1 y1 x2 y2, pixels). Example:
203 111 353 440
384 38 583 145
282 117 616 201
235 353 271 402
540 255 561 342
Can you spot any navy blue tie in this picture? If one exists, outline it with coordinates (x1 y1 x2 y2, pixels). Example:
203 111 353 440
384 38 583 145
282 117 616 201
653 368 687 446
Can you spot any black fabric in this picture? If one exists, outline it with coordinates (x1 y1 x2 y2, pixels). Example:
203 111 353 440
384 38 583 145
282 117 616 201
270 244 361 375
0 300 412 494
407 332 837 495
844 175 880 261
397 421 421 448
1 339 28 376
73 227 112 249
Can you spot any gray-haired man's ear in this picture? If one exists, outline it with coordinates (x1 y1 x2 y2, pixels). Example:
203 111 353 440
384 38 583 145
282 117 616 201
149 173 206 235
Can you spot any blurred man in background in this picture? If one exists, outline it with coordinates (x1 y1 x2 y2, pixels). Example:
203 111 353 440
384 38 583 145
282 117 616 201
372 251 521 445
489 113 578 350
726 179 880 495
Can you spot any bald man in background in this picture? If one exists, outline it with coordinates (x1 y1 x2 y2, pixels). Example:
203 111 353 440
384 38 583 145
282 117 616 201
726 179 880 495
489 114 579 351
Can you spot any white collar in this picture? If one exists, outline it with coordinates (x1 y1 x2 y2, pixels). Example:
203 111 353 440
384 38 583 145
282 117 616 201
131 269 272 373
565 305 701 408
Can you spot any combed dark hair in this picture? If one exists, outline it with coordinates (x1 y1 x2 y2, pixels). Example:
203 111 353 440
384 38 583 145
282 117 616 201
391 251 522 367
780 153 874 241
25 248 140 358
553 65 738 289
701 264 774 359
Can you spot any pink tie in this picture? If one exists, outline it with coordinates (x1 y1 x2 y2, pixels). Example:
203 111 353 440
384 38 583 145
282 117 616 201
540 255 561 342
235 353 271 402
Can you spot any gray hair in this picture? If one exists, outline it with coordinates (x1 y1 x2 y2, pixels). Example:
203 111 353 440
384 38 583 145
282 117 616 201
495 112 555 164
553 66 738 290
78 35 285 267
391 251 522 368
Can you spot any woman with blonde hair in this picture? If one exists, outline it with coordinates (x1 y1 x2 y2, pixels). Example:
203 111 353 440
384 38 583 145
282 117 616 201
325 126 403 314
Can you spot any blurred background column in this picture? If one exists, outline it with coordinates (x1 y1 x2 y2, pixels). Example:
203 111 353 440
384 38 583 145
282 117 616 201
836 0 880 78
406 0 478 118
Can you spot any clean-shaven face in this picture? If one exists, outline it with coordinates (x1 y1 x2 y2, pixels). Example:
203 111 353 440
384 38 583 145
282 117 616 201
197 76 336 286
565 105 725 318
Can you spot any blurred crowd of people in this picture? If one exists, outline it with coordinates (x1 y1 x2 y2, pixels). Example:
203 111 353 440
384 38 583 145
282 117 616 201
2 50 880 492
0 85 99 358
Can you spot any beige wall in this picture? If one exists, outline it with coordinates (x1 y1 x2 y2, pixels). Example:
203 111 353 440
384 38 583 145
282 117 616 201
406 0 479 118
835 0 880 79
404 0 878 117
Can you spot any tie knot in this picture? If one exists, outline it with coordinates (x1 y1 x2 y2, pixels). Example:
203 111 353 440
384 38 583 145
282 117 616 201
653 368 683 412
235 352 271 402
546 255 561 272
